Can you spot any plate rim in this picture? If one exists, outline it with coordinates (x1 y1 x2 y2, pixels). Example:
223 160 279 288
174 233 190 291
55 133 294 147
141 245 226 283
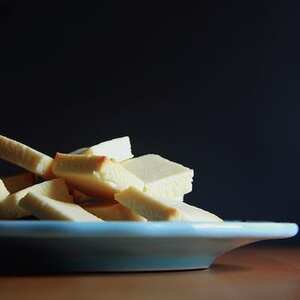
0 221 298 239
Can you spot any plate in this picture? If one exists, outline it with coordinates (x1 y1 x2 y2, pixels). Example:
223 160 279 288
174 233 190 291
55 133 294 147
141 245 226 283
0 221 298 273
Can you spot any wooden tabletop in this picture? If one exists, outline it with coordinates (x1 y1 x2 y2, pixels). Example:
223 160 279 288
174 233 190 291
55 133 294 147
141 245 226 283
0 246 299 300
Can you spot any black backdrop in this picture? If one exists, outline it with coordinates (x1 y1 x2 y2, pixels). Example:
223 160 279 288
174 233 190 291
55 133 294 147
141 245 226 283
0 1 299 239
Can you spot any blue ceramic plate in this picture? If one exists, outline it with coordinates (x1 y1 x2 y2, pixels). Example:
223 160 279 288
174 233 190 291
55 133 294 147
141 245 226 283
0 221 298 272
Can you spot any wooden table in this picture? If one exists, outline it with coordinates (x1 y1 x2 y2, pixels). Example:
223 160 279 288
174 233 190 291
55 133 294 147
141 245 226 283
0 246 299 300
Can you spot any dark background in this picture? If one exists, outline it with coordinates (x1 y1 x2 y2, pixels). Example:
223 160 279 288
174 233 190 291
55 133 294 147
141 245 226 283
0 1 299 241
